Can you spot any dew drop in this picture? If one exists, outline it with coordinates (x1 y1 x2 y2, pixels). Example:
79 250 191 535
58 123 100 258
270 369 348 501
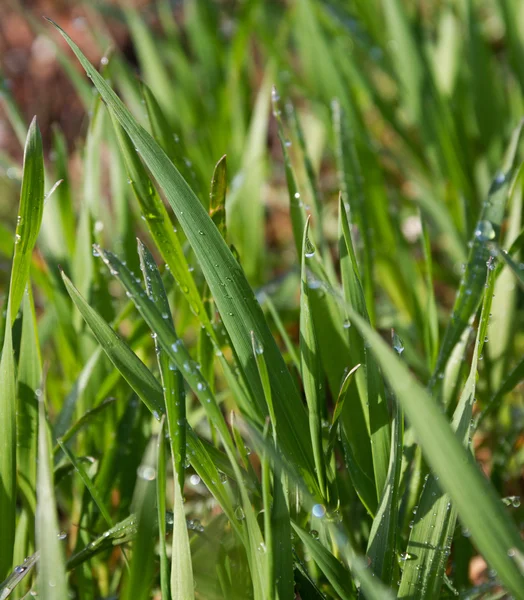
312 504 326 518
474 220 496 242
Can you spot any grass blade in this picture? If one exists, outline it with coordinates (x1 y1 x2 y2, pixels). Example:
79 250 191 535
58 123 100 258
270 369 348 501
36 392 68 598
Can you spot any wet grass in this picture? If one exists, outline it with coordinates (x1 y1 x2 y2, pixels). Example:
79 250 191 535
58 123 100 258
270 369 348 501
1 1 524 598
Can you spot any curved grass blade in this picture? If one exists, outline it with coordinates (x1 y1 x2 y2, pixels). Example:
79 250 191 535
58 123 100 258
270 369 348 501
47 21 316 485
61 270 165 418
496 246 524 289
326 363 360 459
209 154 227 238
36 394 68 599
432 120 524 383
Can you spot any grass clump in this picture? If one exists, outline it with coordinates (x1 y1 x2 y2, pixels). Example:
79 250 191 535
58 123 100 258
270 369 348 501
1 1 524 599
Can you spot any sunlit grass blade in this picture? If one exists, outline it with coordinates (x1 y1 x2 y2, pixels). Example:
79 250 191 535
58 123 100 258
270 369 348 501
36 392 68 599
496 246 524 289
8 117 44 323
110 116 214 332
326 363 360 459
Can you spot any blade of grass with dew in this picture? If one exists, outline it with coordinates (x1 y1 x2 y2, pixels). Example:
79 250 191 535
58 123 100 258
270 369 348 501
340 302 524 598
60 270 165 418
0 117 44 580
156 418 170 600
110 116 214 336
488 162 524 387
61 269 243 525
138 239 186 490
50 23 317 487
8 117 44 324
339 196 390 505
36 393 68 599
399 263 496 598
300 219 327 498
122 440 157 600
95 246 239 459
290 524 355 600
0 551 39 600
432 120 524 383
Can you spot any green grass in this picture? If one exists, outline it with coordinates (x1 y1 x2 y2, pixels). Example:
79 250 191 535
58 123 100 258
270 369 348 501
1 1 524 598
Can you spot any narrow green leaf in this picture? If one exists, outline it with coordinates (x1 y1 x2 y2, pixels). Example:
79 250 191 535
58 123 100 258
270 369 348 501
36 395 68 599
300 219 327 498
138 240 186 490
8 117 45 324
61 270 165 418
122 441 157 600
156 418 170 600
171 462 194 600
